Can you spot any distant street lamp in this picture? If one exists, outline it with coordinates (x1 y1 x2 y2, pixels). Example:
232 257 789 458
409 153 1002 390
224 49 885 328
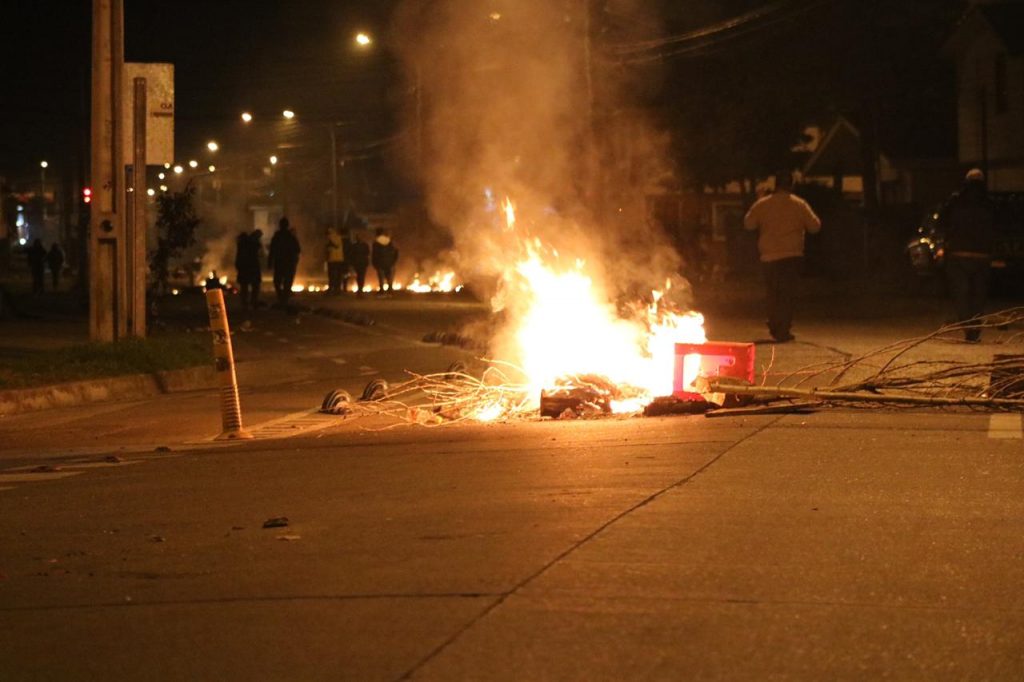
269 155 278 165
208 165 216 173
188 160 199 169
241 112 253 123
355 32 372 47
207 140 219 152
173 165 184 175
282 109 295 120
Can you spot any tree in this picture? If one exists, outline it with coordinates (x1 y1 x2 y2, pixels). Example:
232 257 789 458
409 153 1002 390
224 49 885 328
150 184 200 293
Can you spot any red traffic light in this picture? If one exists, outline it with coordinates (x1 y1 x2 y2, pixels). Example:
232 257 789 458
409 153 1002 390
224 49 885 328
82 187 92 204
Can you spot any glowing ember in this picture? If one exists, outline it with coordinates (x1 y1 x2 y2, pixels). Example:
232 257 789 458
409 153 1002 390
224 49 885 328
484 198 706 417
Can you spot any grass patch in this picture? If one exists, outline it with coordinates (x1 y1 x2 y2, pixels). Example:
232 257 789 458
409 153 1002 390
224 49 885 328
0 334 211 390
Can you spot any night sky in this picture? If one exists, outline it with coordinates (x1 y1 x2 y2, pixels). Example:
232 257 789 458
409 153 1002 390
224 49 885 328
1 0 400 180
1 0 966 188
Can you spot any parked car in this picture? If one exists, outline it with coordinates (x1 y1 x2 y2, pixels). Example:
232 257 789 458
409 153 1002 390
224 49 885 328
906 192 1024 279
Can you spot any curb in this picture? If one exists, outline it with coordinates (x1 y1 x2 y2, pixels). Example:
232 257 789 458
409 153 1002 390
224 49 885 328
0 365 218 417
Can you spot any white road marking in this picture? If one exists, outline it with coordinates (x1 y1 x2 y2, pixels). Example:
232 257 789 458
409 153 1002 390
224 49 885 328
988 414 1023 439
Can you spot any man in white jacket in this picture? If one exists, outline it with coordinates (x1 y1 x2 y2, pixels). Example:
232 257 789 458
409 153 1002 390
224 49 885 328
743 172 821 342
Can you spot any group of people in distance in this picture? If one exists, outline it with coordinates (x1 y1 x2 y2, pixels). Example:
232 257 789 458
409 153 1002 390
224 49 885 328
233 216 399 310
25 239 65 294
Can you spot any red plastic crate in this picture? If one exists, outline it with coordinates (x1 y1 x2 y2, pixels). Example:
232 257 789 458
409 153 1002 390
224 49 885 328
673 341 755 400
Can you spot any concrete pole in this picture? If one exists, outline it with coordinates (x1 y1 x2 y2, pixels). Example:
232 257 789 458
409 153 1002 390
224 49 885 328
89 0 125 341
130 76 147 338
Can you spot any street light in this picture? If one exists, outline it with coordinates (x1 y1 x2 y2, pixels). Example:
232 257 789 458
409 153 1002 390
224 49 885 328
208 165 216 173
269 155 278 165
188 160 199 169
173 165 184 174
207 140 219 152
241 112 253 123
282 109 295 120
355 32 372 47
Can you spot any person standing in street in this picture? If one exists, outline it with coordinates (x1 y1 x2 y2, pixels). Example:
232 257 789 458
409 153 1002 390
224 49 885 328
349 232 370 297
46 243 64 291
939 168 995 342
27 239 47 294
235 229 263 310
743 171 821 343
371 227 398 294
325 228 346 295
268 217 301 306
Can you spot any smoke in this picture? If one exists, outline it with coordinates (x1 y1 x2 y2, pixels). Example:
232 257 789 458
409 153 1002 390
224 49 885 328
391 0 687 302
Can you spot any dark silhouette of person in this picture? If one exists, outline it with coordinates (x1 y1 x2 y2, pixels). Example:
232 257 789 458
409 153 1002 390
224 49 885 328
46 243 64 290
349 232 370 297
743 171 821 343
268 217 301 306
940 168 995 342
371 227 398 293
235 229 263 309
26 239 47 294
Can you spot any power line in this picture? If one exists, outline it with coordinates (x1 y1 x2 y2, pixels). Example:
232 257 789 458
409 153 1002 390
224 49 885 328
613 0 834 64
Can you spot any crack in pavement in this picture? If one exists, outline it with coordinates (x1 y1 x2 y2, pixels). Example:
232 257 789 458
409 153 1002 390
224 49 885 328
395 416 784 681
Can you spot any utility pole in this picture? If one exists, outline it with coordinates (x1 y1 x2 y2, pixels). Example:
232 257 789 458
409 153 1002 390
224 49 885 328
330 124 339 234
128 76 147 337
90 0 126 341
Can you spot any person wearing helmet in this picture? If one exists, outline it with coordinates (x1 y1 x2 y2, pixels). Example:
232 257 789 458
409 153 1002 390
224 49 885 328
939 168 995 342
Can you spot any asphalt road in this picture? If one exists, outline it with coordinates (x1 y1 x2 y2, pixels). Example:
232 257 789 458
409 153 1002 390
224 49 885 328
1 291 1022 680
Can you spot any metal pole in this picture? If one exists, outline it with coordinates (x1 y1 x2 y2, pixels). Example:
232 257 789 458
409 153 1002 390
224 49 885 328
415 62 423 172
330 124 338 233
40 167 47 221
130 76 147 338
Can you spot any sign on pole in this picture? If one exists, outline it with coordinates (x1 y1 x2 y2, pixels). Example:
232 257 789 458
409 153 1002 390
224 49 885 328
122 62 174 165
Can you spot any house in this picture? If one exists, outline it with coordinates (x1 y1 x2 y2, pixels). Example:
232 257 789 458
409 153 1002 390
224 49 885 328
945 0 1024 190
801 116 961 210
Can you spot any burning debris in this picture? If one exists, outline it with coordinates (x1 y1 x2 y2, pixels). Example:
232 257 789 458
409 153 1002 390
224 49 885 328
320 308 1024 428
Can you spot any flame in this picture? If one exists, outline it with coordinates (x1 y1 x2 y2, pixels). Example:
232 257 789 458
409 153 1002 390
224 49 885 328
485 198 706 416
407 270 459 293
